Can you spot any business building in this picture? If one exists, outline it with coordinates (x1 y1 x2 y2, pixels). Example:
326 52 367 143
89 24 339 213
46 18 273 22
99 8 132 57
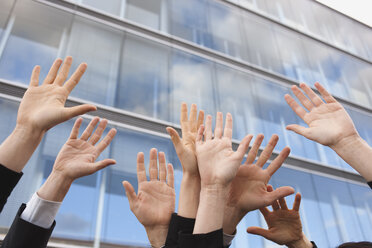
0 0 371 247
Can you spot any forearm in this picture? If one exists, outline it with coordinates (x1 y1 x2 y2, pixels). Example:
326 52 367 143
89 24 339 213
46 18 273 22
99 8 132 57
193 185 227 234
287 233 313 248
37 171 73 202
331 135 372 181
222 206 244 235
0 126 43 173
178 174 201 218
145 225 168 248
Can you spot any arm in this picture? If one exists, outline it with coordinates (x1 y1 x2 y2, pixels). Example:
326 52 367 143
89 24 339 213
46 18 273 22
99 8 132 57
122 149 175 248
2 117 116 248
194 113 252 234
285 82 372 181
223 134 294 235
0 56 96 174
247 189 313 248
166 103 204 219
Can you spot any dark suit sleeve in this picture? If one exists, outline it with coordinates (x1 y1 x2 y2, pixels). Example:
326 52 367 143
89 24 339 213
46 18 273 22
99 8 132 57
368 181 372 189
0 164 23 213
178 229 223 248
1 204 55 248
165 213 195 247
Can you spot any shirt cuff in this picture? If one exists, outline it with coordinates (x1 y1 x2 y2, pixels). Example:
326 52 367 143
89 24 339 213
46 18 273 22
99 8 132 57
20 192 61 229
223 230 236 247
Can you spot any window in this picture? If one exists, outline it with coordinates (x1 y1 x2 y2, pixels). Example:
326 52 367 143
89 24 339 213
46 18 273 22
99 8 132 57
125 0 164 31
65 17 123 106
0 0 14 41
0 0 72 84
170 51 216 124
81 0 122 17
116 34 170 121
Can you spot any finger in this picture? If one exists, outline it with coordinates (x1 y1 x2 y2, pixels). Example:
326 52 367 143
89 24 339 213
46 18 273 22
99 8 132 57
122 181 137 205
300 83 324 107
64 104 97 120
54 56 73 86
29 65 40 87
189 104 198 132
137 152 147 183
286 125 311 139
259 207 270 216
293 192 302 211
267 186 295 207
205 115 213 141
223 113 233 139
245 134 264 165
256 134 279 167
278 197 288 210
88 119 108 145
167 163 175 188
180 103 189 134
291 85 314 111
266 146 290 176
64 63 87 93
266 184 273 192
235 134 253 160
272 199 280 211
196 125 204 143
80 117 100 140
69 117 83 139
43 58 62 85
96 128 117 154
166 127 183 154
93 158 116 172
197 110 205 130
314 82 337 103
149 148 158 181
158 152 167 182
214 112 223 139
246 227 272 240
284 94 307 121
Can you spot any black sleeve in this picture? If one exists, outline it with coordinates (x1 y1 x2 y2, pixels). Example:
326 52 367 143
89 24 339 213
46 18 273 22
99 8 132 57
165 213 195 247
311 241 318 248
368 181 372 189
0 164 23 213
1 204 55 248
178 229 224 248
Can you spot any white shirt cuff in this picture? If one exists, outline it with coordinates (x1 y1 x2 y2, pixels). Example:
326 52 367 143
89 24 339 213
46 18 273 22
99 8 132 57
20 192 61 229
223 231 236 247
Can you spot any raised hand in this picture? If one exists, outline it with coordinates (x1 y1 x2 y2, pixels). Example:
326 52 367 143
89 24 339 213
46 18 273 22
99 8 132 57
17 56 96 133
123 149 175 248
247 188 313 248
0 57 96 173
223 134 294 235
38 117 117 202
284 82 357 147
166 103 204 218
285 82 372 181
193 112 252 234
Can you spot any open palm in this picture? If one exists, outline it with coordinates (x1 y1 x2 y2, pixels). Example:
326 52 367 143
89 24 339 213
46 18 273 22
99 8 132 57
53 117 117 180
285 82 358 147
247 191 303 246
17 57 96 133
123 149 175 228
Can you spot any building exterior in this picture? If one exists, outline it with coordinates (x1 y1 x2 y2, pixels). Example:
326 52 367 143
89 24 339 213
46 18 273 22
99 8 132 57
0 0 371 247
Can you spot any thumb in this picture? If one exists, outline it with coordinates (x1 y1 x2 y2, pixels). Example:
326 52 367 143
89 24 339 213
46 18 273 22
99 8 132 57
64 104 97 120
122 181 137 205
93 159 116 172
166 127 183 153
266 186 295 204
286 124 310 139
247 226 272 240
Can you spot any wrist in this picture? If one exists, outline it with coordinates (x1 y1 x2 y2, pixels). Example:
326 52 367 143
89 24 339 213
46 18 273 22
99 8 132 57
330 133 361 152
145 225 168 248
287 234 313 248
14 123 45 140
179 174 201 218
223 206 245 235
37 171 73 202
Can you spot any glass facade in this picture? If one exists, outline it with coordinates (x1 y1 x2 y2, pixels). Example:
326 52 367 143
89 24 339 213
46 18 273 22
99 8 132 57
0 0 371 247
